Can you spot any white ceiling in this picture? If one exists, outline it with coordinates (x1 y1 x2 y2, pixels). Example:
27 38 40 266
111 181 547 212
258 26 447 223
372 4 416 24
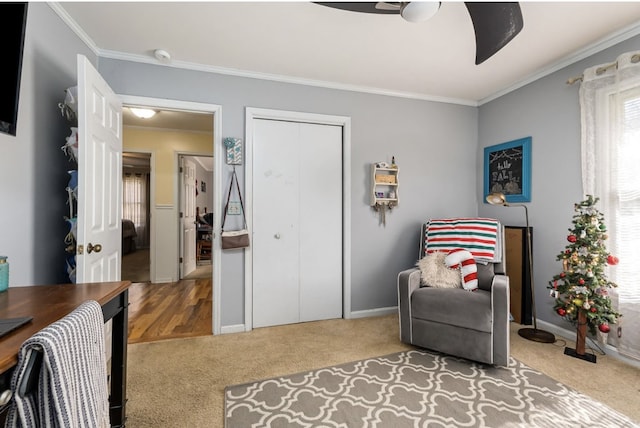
56 1 640 106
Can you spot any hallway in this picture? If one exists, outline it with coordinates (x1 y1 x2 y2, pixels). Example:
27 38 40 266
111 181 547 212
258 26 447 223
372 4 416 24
127 278 212 344
123 248 213 344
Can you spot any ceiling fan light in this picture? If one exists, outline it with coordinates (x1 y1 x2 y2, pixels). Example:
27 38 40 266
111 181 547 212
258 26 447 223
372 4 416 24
130 108 156 119
400 2 440 23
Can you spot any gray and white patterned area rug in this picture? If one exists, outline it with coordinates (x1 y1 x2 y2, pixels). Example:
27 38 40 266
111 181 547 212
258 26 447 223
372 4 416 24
225 349 638 428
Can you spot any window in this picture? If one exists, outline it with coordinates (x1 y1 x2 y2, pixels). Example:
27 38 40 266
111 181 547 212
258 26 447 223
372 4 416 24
580 51 640 360
123 172 150 249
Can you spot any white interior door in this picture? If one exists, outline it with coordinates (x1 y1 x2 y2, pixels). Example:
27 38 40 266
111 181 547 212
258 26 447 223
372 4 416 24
298 123 343 322
253 119 342 328
253 120 301 327
180 157 197 277
76 54 122 283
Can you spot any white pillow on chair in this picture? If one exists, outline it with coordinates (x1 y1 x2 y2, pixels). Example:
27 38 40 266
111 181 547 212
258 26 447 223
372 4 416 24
417 251 462 288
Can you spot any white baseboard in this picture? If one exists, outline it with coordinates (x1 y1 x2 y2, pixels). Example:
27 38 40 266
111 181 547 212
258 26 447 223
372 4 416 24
349 306 398 319
221 308 399 333
534 319 640 369
221 324 246 334
217 310 640 369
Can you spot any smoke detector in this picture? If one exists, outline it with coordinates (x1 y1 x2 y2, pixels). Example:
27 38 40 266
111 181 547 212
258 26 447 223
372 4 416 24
154 49 171 62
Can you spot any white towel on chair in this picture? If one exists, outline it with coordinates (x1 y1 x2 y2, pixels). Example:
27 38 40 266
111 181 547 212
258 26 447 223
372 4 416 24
7 300 110 428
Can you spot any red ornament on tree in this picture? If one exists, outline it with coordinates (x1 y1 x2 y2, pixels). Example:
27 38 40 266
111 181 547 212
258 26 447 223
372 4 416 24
567 234 577 243
557 308 566 316
578 278 585 285
607 255 619 265
590 307 597 313
599 323 610 333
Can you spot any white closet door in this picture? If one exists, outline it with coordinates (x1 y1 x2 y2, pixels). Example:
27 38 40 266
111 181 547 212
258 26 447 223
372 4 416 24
253 119 301 327
299 123 342 322
253 119 342 328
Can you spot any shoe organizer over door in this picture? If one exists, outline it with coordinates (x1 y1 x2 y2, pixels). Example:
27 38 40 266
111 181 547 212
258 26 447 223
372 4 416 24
252 119 343 328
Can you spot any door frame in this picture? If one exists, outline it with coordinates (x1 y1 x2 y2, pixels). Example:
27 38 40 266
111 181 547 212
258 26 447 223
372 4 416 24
119 95 222 335
245 107 352 331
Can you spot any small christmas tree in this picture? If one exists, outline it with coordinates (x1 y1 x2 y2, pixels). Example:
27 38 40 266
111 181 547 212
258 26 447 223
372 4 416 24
548 195 621 361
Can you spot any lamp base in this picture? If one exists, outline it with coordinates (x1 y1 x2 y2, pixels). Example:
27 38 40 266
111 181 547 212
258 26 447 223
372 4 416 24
564 347 597 363
518 327 556 343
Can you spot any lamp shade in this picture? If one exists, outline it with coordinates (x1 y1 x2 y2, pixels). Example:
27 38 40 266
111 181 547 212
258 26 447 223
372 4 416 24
486 192 507 206
400 2 440 23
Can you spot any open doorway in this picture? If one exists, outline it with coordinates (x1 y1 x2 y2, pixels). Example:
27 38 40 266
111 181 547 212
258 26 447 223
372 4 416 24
120 105 214 283
119 97 222 340
179 154 214 280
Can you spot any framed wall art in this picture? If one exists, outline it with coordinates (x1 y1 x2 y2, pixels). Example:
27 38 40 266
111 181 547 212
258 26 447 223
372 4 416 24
224 137 243 165
484 136 531 203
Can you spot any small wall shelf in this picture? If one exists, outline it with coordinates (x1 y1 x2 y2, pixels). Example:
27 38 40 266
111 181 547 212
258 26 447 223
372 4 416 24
370 162 399 227
371 164 399 207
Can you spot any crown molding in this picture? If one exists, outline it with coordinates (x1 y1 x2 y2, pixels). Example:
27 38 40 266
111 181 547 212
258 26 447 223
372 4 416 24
97 48 478 107
480 20 640 105
48 2 99 57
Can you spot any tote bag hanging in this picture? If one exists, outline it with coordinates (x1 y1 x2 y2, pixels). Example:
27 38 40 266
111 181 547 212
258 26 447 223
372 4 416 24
221 170 249 250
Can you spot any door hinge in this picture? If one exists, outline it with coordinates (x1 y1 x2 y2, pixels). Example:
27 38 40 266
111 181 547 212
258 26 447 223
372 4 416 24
179 257 183 263
179 166 183 173
179 212 183 218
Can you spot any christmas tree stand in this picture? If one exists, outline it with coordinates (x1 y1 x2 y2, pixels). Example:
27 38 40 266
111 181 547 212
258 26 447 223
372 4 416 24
564 309 597 363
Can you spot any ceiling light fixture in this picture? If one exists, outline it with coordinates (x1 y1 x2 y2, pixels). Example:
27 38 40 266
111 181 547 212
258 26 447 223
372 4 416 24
130 108 156 119
400 2 441 23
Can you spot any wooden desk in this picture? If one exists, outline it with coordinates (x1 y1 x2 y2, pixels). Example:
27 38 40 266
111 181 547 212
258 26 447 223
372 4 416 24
0 281 130 427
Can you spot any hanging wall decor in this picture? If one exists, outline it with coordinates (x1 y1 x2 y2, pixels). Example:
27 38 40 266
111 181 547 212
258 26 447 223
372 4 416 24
483 137 531 203
224 137 243 165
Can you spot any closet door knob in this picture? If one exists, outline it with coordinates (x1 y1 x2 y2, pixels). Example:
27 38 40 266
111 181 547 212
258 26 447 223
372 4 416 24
274 233 281 239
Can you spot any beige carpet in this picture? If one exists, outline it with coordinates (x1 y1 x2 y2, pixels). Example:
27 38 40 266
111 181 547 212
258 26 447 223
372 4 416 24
126 316 640 427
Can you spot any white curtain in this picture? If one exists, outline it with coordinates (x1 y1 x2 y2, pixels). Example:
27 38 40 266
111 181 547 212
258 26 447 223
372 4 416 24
580 51 640 360
123 172 150 249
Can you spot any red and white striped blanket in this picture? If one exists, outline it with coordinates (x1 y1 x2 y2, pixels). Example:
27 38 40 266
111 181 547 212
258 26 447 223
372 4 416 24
424 218 499 264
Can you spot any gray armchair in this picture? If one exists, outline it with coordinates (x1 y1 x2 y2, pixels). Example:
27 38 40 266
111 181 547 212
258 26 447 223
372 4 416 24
397 222 510 366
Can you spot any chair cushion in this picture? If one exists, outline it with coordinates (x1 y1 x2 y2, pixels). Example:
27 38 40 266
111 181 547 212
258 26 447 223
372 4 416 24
411 287 493 332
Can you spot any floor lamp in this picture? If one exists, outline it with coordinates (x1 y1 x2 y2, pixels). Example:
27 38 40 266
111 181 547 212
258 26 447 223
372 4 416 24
486 192 556 343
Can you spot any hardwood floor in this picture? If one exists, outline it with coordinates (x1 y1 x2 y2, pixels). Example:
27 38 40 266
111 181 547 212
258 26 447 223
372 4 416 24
127 278 213 344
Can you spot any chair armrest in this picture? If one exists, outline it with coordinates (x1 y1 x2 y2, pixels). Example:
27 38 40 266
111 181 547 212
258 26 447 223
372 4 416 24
491 273 510 366
397 268 421 343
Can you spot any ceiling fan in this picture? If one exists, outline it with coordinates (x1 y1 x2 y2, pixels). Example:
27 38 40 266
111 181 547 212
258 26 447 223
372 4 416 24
315 2 523 65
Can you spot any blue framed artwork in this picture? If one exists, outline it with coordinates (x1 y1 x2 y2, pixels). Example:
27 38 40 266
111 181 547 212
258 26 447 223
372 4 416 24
484 137 531 203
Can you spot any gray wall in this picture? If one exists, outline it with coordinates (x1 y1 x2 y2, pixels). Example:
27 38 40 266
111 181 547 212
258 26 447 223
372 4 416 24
7 3 635 333
97 59 479 326
477 34 640 327
0 3 96 286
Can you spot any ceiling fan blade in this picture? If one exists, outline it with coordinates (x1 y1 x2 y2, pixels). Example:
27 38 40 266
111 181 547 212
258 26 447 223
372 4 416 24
314 2 400 15
375 2 401 11
464 2 523 65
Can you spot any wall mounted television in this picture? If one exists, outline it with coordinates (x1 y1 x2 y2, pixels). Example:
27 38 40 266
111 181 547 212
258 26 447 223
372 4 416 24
0 3 28 136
